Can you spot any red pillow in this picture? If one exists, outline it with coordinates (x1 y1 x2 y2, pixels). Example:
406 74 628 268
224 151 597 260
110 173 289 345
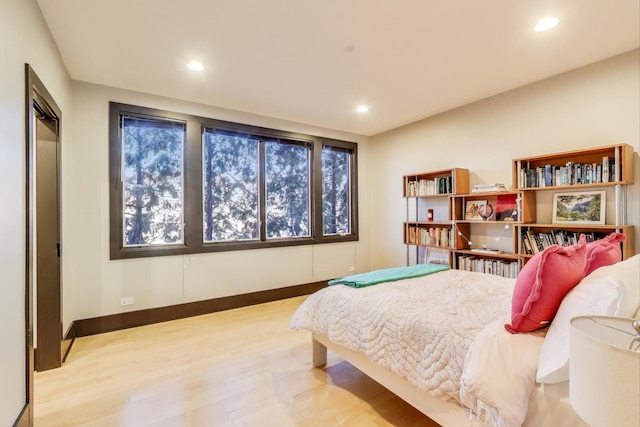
584 232 626 276
505 235 587 334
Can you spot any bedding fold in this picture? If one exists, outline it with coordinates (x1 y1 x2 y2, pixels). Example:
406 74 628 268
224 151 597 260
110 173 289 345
328 263 449 288
460 318 546 427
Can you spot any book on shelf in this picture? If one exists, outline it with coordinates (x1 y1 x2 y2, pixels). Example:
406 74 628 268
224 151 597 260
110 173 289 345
525 231 540 254
519 156 616 188
407 226 416 245
407 226 453 248
406 180 417 197
521 235 533 255
456 255 520 278
406 176 454 196
521 230 609 255
544 165 553 187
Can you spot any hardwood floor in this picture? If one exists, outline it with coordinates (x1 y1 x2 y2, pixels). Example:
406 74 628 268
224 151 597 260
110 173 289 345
34 296 439 427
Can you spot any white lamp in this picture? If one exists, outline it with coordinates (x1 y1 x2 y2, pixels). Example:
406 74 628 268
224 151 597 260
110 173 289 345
570 316 640 427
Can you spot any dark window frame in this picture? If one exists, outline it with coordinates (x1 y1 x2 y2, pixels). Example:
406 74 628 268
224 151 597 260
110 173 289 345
109 102 358 260
318 139 358 241
120 114 187 248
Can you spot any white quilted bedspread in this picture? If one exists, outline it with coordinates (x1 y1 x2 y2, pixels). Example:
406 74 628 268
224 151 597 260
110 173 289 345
290 269 515 403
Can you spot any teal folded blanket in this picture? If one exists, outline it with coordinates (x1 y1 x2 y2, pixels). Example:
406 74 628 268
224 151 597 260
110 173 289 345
328 263 450 288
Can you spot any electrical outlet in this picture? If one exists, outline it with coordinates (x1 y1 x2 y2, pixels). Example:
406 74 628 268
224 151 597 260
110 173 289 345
120 297 134 306
348 265 356 272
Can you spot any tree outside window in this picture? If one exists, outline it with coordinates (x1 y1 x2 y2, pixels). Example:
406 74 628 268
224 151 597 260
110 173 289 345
265 140 310 239
122 117 184 246
322 146 351 235
202 130 259 242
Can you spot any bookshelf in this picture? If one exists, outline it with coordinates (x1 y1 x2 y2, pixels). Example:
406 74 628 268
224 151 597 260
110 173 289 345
403 168 469 266
512 143 634 190
450 190 535 278
519 224 634 261
512 143 635 263
401 144 635 275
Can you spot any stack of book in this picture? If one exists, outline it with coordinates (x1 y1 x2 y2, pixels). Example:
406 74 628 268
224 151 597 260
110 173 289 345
471 183 507 193
470 248 503 255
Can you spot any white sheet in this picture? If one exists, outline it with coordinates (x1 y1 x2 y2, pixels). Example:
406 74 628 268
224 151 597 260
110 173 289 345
456 312 587 427
460 318 546 427
290 269 515 403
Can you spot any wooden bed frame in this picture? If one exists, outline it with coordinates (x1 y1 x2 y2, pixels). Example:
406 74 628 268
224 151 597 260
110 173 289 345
312 332 481 427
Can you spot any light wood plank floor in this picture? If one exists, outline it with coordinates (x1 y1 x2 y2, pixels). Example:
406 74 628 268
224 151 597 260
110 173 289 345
35 296 439 427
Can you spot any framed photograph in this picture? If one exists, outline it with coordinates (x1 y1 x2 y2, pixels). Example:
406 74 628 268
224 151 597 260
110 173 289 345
552 191 606 224
465 200 487 220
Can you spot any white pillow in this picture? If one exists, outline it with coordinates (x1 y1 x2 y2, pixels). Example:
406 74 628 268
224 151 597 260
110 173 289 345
536 254 640 384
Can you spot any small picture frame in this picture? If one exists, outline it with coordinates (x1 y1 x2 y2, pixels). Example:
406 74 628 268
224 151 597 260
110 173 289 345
465 200 487 221
552 191 606 224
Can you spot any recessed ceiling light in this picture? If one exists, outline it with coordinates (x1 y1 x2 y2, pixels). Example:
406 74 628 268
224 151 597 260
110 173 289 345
356 105 369 113
534 17 559 32
187 61 204 71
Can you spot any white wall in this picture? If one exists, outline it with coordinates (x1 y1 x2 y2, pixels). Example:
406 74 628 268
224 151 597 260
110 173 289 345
370 50 640 268
67 82 372 320
0 0 72 424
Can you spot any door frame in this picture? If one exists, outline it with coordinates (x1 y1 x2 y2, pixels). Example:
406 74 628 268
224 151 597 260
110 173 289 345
21 64 63 426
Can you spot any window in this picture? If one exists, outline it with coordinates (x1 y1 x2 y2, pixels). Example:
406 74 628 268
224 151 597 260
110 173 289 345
265 139 311 239
121 116 185 246
202 130 259 242
322 145 352 236
109 103 357 259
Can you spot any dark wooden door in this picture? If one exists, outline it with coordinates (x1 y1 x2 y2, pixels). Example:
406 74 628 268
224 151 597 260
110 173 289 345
34 114 62 372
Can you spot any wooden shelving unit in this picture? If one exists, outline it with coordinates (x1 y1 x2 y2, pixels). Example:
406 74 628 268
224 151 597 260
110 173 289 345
512 143 634 189
403 168 469 266
402 144 635 274
512 143 635 262
450 190 535 277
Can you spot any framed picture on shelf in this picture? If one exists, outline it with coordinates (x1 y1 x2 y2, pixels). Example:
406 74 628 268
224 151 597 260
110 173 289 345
465 200 487 221
552 191 606 224
495 194 518 221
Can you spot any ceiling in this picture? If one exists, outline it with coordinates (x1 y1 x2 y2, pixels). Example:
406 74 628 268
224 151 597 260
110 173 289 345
36 0 639 136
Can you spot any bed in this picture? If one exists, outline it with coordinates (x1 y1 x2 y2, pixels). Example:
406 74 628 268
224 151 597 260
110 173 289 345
290 242 640 427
